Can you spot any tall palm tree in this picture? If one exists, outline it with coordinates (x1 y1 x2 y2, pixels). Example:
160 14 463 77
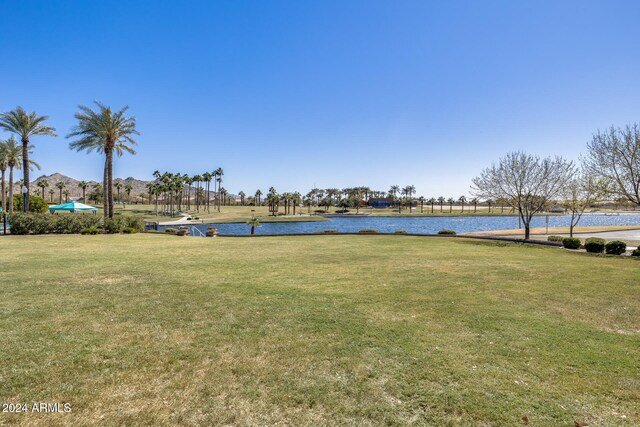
238 191 246 206
125 183 133 203
48 188 55 202
63 189 71 203
56 181 66 204
215 168 224 212
404 185 416 213
192 174 202 211
438 196 445 213
114 182 123 203
418 196 425 213
389 185 400 204
0 140 7 214
38 179 49 198
0 107 57 211
447 197 454 213
78 180 88 202
67 102 138 218
254 189 262 206
4 137 40 213
458 196 467 213
428 197 436 214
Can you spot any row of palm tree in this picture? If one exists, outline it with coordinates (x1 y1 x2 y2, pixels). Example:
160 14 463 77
0 103 139 218
145 170 225 217
0 136 40 213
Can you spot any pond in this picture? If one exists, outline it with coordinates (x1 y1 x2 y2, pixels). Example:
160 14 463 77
158 213 640 236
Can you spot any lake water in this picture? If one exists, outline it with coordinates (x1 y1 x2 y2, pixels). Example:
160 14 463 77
158 213 640 236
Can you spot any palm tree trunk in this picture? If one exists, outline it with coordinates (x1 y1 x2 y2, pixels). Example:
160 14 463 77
21 137 30 211
102 155 109 218
1 169 6 214
8 167 14 213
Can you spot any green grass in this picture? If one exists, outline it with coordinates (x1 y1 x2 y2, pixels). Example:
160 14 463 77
1 235 638 426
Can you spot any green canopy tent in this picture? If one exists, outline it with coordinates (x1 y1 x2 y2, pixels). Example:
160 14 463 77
48 201 98 214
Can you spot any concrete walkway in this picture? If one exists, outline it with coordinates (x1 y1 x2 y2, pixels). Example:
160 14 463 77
158 213 204 226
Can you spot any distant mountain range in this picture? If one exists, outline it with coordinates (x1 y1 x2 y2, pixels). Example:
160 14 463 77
12 173 236 202
25 173 152 201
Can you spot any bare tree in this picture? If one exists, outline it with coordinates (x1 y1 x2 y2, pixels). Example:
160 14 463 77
562 172 603 237
585 124 640 206
472 152 575 239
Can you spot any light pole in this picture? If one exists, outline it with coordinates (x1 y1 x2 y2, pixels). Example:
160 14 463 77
22 186 28 213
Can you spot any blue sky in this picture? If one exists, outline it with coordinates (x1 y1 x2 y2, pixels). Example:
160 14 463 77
2 0 640 197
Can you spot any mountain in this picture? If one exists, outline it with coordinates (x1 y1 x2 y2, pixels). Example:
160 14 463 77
11 173 237 202
26 173 152 202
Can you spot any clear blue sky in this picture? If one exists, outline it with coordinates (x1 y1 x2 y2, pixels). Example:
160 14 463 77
2 0 640 197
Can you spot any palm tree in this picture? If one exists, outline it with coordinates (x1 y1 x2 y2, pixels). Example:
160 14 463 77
428 197 436 213
125 183 133 203
78 180 88 202
404 185 416 213
0 141 7 214
247 215 261 235
418 196 425 213
0 107 57 211
38 179 49 198
447 197 454 213
220 187 228 206
63 189 71 203
254 189 262 206
48 188 55 202
56 181 66 204
438 196 445 213
458 196 467 213
471 197 479 213
4 137 40 213
114 182 123 204
389 185 400 205
291 192 301 215
67 102 138 218
202 172 212 212
215 168 224 212
238 191 246 206
192 175 202 211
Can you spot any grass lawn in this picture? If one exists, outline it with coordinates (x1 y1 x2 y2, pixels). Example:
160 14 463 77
1 235 638 426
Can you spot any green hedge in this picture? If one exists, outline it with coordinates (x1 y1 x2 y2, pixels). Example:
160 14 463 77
547 235 564 242
11 195 48 213
8 212 144 235
631 249 640 257
605 240 627 255
358 229 378 234
438 230 456 235
562 237 581 250
584 237 605 253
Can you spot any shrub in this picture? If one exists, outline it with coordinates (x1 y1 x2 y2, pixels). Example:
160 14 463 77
631 248 640 257
322 229 339 234
584 237 605 253
358 229 378 234
562 237 581 250
12 195 48 213
8 212 101 234
102 217 124 234
438 230 456 235
122 227 138 234
120 216 144 232
164 228 178 234
605 240 627 255
547 235 564 242
81 228 100 235
394 230 408 234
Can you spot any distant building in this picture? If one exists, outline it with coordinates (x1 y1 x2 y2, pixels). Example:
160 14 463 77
368 197 394 208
